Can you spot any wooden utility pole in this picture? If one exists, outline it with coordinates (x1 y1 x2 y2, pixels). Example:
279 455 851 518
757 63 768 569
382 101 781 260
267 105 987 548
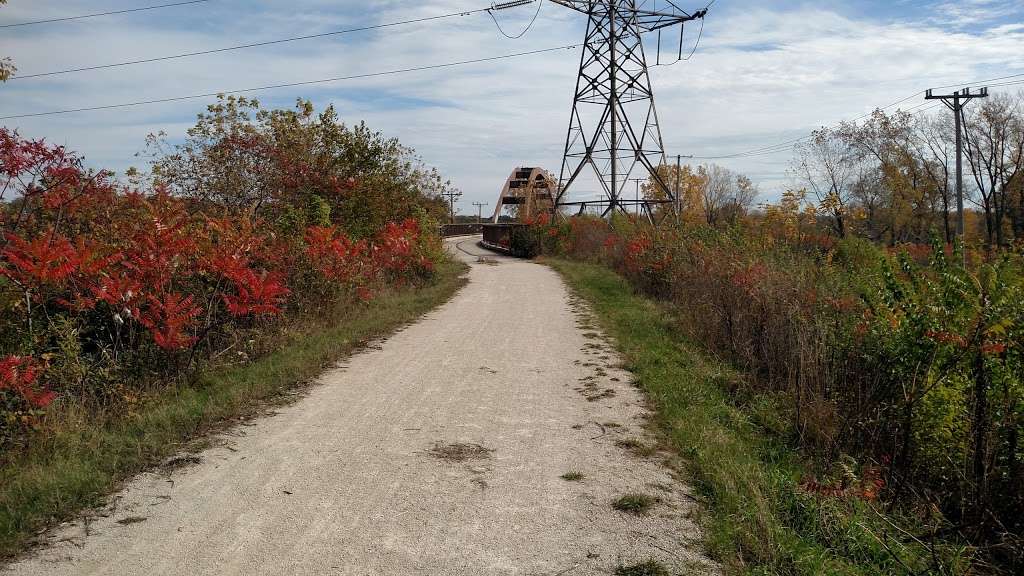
925 87 988 240
472 201 488 223
629 178 644 215
443 189 463 224
674 154 693 223
675 155 682 220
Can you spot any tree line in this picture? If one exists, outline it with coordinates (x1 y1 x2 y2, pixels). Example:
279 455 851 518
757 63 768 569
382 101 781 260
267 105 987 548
794 91 1024 247
642 90 1024 250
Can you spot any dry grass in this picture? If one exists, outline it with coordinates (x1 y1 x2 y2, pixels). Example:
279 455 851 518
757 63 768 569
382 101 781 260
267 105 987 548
616 438 657 458
427 442 493 462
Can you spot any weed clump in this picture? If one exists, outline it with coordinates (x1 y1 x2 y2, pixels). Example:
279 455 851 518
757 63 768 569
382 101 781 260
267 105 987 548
612 493 659 515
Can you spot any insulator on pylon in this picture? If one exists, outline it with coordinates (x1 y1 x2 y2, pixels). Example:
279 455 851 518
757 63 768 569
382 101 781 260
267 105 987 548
491 0 534 11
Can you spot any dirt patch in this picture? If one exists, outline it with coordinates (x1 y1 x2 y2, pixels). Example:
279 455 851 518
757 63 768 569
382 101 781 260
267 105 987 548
615 559 670 576
586 389 617 402
162 456 202 471
426 442 493 462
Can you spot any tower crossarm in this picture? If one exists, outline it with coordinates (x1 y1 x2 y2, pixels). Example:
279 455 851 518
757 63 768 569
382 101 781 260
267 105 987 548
548 1 706 32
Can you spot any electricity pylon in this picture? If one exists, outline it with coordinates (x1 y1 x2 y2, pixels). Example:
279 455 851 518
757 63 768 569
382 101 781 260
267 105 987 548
549 1 707 218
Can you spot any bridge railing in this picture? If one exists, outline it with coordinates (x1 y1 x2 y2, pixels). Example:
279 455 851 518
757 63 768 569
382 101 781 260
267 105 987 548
439 223 484 237
481 223 534 257
439 223 532 257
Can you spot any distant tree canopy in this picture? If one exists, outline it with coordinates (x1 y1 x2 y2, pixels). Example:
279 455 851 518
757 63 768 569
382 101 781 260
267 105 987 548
635 91 1024 250
643 162 758 226
791 92 1024 247
143 95 452 239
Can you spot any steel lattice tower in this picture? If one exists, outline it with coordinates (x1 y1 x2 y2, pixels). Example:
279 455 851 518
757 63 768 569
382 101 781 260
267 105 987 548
549 1 706 217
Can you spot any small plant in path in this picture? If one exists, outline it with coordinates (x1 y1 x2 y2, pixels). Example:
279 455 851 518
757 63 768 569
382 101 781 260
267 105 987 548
561 471 584 481
616 438 657 457
612 493 659 514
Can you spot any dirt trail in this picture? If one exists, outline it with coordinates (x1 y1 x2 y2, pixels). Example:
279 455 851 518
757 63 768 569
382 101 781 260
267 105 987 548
7 236 714 575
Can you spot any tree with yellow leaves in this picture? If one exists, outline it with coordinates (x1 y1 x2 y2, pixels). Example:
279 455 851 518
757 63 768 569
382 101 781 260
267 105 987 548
0 1 14 83
794 127 856 238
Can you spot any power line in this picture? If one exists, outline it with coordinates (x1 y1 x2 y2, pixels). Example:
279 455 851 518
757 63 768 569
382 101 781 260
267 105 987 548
686 72 1023 161
931 72 1024 90
689 101 944 161
681 16 705 61
488 0 544 40
0 44 583 120
654 12 706 67
983 79 1024 89
0 0 213 28
11 7 494 81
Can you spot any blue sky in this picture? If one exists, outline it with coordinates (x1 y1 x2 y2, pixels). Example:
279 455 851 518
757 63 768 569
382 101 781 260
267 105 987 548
2 0 1023 211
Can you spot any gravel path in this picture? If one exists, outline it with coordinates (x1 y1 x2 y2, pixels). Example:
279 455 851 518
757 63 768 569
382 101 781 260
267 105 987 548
6 236 715 575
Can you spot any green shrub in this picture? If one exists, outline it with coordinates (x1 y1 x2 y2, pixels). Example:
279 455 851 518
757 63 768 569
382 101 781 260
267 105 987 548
538 218 1024 571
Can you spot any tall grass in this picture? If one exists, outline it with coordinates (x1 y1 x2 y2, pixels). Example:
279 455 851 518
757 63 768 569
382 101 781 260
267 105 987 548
535 214 1023 573
550 258 974 575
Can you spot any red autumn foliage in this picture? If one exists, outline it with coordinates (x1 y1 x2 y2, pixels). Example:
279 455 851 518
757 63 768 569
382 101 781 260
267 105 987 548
0 356 55 409
0 127 443 440
925 330 969 348
800 466 886 503
304 225 369 283
0 233 79 288
139 293 202 350
221 268 290 316
730 261 769 293
373 219 421 274
304 219 432 293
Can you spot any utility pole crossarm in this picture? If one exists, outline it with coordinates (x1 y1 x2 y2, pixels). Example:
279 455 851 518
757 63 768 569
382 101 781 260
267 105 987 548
631 7 707 31
925 87 989 100
546 0 599 15
472 201 489 224
926 87 990 112
547 0 706 31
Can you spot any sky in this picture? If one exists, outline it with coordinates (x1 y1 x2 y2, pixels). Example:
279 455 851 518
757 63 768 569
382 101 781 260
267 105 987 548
1 0 1023 213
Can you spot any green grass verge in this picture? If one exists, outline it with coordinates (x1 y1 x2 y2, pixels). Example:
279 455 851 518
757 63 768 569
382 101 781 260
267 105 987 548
0 259 467 559
547 259 970 576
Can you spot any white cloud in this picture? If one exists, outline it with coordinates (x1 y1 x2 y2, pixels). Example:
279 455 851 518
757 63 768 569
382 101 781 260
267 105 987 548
1 0 1022 210
934 0 1024 27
